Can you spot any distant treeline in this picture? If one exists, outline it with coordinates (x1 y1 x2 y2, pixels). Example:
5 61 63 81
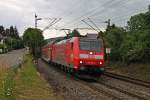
102 5 150 63
0 26 19 38
0 25 23 52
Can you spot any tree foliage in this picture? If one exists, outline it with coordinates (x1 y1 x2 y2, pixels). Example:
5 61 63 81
0 26 5 35
23 28 44 58
104 25 126 61
0 25 23 51
0 25 19 38
68 29 81 37
103 5 150 63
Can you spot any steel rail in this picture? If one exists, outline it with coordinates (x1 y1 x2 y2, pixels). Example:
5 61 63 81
104 72 150 88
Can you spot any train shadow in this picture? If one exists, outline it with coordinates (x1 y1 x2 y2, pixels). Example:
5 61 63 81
39 59 104 83
78 77 97 82
75 74 101 83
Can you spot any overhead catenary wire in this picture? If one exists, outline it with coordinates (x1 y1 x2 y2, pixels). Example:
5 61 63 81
91 1 148 20
81 7 148 29
40 0 149 34
43 18 61 32
87 0 129 18
87 18 101 32
43 18 57 31
93 8 148 26
61 0 128 28
81 19 99 32
65 0 148 30
60 0 116 28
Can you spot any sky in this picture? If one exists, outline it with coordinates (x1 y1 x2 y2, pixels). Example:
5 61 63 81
0 0 150 39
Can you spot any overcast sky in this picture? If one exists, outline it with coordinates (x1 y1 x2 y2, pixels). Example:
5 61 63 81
0 0 150 39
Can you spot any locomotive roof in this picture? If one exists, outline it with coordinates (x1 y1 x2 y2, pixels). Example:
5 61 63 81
44 35 103 47
45 37 65 43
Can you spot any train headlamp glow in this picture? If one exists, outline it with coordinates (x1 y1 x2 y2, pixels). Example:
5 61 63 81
80 61 83 64
74 66 78 69
90 52 93 54
99 62 102 64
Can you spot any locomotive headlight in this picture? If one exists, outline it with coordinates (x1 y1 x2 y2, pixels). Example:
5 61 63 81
80 61 83 64
99 62 102 64
90 52 93 55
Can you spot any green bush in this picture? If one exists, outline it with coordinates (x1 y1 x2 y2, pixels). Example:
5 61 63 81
103 6 150 63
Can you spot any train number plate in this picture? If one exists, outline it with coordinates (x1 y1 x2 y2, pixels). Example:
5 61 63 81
86 62 95 64
88 55 94 58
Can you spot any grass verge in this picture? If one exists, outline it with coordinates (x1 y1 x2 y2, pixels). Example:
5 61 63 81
0 55 58 100
14 55 57 100
0 65 18 100
107 63 150 81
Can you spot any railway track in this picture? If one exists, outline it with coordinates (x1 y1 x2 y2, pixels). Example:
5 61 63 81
78 78 148 100
38 60 150 100
103 72 150 88
38 59 116 100
80 82 123 100
79 80 138 100
78 72 150 100
97 80 148 100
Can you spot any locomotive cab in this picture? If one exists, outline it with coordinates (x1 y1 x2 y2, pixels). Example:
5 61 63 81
72 37 105 75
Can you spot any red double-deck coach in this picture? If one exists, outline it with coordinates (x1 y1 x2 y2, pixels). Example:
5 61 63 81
42 35 105 77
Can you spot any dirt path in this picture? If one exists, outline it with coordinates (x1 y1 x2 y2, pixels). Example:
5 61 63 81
0 49 25 67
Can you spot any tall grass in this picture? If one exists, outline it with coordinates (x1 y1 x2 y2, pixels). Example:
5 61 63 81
0 64 20 100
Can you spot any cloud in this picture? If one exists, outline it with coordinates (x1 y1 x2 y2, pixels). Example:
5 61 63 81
0 0 150 38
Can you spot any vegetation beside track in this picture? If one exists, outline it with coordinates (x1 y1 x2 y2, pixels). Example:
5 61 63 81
0 66 9 99
14 55 57 100
0 55 58 100
107 63 150 82
0 65 19 99
103 6 150 82
102 5 150 64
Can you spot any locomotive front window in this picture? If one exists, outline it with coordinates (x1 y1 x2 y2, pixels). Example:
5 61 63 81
80 40 102 51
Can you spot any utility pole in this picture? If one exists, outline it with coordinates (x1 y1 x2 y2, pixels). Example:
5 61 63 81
35 14 42 28
34 14 61 32
35 14 37 28
108 19 111 27
104 19 111 31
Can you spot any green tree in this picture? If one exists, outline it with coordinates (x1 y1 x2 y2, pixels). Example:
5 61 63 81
127 13 146 31
104 5 150 63
23 28 44 58
104 25 126 61
127 6 150 31
124 6 150 63
5 28 10 36
10 26 15 37
68 29 81 37
0 25 5 35
14 26 19 39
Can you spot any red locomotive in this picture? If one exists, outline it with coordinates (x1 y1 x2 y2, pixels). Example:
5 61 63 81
42 35 105 77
